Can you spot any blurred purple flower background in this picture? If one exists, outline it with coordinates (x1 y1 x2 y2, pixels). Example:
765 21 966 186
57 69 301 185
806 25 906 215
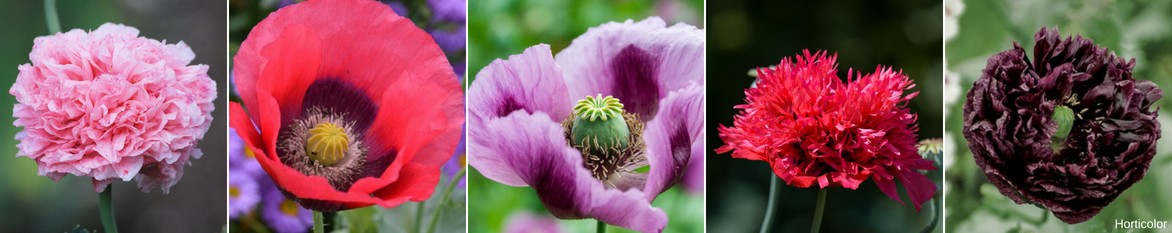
230 129 314 232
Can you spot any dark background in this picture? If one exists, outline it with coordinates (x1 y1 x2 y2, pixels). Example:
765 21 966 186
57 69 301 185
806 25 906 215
0 0 227 232
706 0 944 232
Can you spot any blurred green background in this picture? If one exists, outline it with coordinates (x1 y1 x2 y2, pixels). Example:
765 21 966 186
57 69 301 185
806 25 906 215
945 0 1172 232
0 0 227 232
706 0 944 232
467 0 704 232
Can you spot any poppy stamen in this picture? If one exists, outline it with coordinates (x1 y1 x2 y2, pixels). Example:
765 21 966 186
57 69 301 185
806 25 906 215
278 107 367 191
563 96 647 189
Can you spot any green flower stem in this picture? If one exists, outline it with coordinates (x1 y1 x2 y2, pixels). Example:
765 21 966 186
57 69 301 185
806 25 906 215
414 202 425 233
313 211 324 233
597 220 606 233
323 211 336 232
98 186 118 233
810 189 827 233
44 0 61 34
425 168 466 233
759 175 780 233
919 198 940 233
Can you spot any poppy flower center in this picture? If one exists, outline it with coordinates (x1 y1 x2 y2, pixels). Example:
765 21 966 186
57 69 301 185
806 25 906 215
564 95 647 187
279 107 368 190
571 94 631 151
277 79 381 191
1050 104 1076 152
307 122 350 166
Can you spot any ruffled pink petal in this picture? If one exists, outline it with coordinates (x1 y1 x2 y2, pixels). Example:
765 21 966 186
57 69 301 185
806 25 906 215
469 112 668 233
642 83 704 200
555 17 704 118
135 151 196 193
9 22 215 193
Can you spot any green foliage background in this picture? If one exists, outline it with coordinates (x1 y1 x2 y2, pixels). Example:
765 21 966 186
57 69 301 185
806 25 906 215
945 0 1172 232
466 0 705 232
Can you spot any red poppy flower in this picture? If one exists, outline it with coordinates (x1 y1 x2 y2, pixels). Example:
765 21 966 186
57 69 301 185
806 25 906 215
717 50 937 210
230 0 464 211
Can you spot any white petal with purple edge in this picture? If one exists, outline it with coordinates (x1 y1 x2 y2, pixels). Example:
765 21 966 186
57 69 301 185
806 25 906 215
642 83 704 201
682 139 704 194
469 44 573 128
470 112 668 233
556 17 704 118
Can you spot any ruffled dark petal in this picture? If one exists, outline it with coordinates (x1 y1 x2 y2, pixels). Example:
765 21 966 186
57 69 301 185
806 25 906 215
963 27 1162 224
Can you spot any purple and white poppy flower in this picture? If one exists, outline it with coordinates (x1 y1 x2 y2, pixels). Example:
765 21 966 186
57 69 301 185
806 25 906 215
468 17 704 233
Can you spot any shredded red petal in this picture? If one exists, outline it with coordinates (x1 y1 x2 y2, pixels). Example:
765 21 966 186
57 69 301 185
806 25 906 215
718 50 937 210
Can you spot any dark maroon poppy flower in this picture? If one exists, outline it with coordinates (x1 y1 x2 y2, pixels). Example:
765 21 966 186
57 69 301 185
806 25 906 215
963 27 1163 224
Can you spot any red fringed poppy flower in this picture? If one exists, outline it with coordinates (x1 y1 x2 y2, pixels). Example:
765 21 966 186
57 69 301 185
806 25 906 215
230 0 464 211
717 50 937 210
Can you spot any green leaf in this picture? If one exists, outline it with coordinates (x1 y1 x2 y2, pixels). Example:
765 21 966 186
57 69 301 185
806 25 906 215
338 206 378 233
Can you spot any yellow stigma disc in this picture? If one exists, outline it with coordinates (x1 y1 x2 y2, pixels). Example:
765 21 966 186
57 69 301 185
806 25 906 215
306 122 349 166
